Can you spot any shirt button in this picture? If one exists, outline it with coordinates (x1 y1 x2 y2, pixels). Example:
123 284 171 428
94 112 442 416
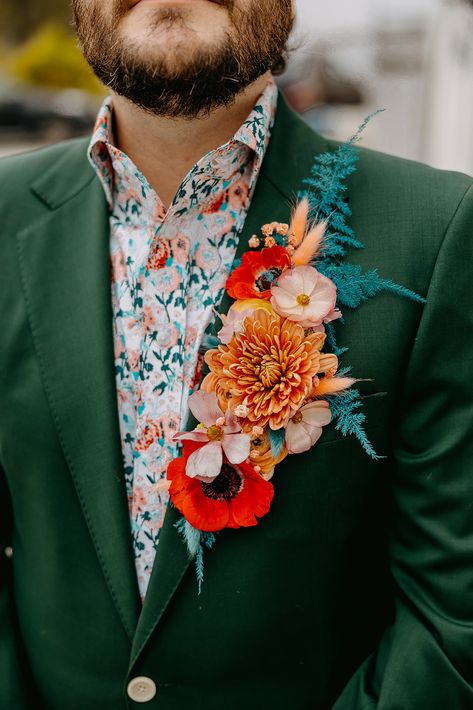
4 546 13 559
127 677 157 703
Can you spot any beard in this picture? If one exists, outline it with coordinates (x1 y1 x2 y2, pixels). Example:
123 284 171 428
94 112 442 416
72 0 293 119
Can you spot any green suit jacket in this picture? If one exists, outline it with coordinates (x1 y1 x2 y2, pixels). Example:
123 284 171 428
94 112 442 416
1 97 473 709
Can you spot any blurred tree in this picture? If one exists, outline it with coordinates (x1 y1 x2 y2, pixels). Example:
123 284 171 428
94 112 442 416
0 0 70 45
5 24 104 95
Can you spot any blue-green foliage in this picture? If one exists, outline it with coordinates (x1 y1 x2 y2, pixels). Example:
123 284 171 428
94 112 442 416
328 390 381 460
195 532 216 594
175 517 216 594
301 110 423 455
324 321 348 357
199 332 220 355
300 114 385 260
319 263 425 310
175 517 201 557
268 428 286 458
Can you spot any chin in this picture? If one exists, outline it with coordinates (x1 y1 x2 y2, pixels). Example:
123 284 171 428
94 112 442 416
120 5 229 55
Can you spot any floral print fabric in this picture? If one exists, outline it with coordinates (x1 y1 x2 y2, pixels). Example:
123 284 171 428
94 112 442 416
88 81 277 599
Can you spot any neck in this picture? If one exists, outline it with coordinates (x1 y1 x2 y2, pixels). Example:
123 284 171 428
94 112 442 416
112 73 272 208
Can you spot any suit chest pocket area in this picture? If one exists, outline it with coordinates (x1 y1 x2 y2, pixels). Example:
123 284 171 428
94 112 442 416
259 393 390 543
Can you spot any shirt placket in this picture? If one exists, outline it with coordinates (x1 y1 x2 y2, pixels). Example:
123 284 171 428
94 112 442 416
88 80 278 599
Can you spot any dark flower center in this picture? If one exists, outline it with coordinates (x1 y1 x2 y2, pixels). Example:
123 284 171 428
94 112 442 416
255 267 283 292
201 464 243 502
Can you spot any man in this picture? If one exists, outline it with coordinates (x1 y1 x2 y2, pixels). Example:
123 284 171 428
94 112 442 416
1 1 472 708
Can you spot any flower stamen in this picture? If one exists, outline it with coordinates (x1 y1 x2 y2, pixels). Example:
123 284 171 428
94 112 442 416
297 293 311 307
207 425 225 442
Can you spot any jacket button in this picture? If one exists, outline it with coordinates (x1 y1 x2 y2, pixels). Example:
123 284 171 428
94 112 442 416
127 677 157 703
4 546 13 559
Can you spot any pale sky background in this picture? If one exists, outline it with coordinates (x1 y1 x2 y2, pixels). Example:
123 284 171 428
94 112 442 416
295 0 440 32
289 0 449 164
289 0 444 82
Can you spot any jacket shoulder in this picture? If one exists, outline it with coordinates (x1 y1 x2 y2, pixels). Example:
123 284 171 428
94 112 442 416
0 137 93 228
326 140 473 229
0 137 92 208
355 143 472 201
0 138 90 187
321 139 473 295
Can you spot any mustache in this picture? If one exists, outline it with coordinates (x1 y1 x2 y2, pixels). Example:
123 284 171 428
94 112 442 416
114 0 234 17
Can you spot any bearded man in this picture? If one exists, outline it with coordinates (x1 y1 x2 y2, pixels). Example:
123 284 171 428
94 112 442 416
1 1 472 708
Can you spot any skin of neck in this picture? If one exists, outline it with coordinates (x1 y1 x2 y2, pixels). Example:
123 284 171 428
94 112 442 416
112 71 272 208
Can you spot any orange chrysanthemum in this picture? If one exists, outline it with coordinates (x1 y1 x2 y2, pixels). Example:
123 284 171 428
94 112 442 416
225 246 291 300
203 310 326 430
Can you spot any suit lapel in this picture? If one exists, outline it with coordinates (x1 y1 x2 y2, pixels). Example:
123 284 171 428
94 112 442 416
16 144 141 640
130 96 329 664
15 97 329 660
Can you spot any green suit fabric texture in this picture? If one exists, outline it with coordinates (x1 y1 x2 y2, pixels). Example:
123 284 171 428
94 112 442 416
1 96 473 709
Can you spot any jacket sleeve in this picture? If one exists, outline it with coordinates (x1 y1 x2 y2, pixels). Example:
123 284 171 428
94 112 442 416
332 184 473 709
0 464 31 709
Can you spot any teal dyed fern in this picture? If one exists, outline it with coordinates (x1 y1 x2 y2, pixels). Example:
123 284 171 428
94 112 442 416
175 518 216 593
300 110 424 457
320 263 425 309
327 390 381 460
301 110 384 260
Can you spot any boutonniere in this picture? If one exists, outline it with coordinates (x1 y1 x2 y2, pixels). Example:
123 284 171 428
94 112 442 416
165 116 424 590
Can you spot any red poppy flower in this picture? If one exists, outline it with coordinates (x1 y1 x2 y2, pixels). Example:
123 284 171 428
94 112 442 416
167 441 274 532
226 246 291 300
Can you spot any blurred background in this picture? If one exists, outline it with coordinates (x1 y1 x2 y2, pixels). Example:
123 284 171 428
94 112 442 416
0 0 472 175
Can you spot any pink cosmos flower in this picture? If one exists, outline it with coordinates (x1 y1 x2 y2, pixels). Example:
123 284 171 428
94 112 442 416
174 391 251 482
285 400 332 454
270 265 341 328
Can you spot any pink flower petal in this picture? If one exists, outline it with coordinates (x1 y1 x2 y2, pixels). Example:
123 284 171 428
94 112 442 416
308 271 337 304
224 412 241 434
222 433 251 464
188 390 223 427
285 420 313 454
277 267 304 294
285 401 332 454
186 442 223 481
270 286 299 310
299 265 319 293
218 309 248 345
271 266 338 328
324 307 342 324
174 430 209 442
300 401 332 428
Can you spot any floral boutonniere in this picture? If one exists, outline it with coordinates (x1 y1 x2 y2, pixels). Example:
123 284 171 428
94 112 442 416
168 201 354 533
165 116 424 589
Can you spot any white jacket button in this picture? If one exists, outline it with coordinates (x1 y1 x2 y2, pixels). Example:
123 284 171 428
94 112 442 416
127 677 157 703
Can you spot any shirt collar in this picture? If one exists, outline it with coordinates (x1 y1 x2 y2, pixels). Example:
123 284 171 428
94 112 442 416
88 78 278 212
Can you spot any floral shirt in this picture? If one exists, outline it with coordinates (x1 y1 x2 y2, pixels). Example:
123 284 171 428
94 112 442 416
88 81 277 599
